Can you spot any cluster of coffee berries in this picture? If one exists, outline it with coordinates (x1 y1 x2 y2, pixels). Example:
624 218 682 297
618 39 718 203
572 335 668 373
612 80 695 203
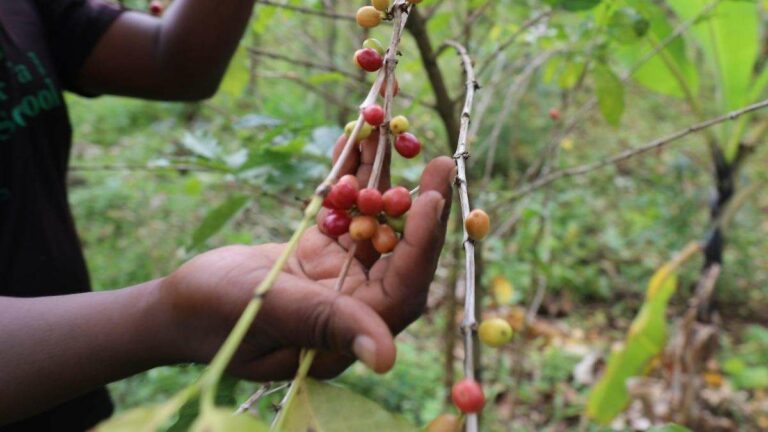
148 0 164 16
388 115 421 158
354 38 385 73
346 109 422 159
320 175 411 254
356 0 424 29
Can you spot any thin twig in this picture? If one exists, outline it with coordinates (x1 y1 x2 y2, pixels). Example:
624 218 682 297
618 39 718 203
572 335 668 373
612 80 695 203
68 163 226 173
521 0 722 186
258 71 357 111
481 48 561 183
499 98 768 202
255 0 356 21
249 47 364 82
444 39 480 432
236 383 275 415
270 4 413 429
477 9 552 75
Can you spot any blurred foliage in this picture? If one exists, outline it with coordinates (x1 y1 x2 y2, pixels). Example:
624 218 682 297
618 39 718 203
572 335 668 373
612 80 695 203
67 0 768 430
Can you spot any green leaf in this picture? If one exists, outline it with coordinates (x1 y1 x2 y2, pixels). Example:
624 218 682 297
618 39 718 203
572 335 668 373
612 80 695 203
96 404 174 432
614 1 699 99
667 1 759 160
190 195 250 250
191 407 269 432
586 267 678 424
543 0 602 11
281 379 419 432
667 0 758 111
732 366 768 390
557 60 586 89
594 63 625 126
648 425 693 432
182 132 221 160
608 7 650 44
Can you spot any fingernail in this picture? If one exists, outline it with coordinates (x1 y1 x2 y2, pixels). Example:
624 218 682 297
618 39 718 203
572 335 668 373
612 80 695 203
353 336 377 371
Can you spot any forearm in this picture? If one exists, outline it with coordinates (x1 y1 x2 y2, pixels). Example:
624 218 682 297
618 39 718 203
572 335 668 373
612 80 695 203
0 280 174 424
81 0 257 100
155 0 256 95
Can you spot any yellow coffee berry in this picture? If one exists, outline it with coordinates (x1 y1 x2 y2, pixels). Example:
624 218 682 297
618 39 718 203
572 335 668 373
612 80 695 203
389 115 410 134
478 318 513 348
345 121 373 142
356 6 382 28
372 0 390 12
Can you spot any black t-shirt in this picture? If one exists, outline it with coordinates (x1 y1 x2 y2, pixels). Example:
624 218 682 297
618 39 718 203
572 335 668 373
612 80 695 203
0 0 122 430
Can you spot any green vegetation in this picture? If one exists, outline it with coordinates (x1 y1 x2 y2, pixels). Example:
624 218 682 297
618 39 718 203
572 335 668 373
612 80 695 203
71 0 768 430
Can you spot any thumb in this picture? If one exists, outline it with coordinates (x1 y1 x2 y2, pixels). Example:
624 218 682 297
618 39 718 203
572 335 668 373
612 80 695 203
320 295 397 374
256 279 397 374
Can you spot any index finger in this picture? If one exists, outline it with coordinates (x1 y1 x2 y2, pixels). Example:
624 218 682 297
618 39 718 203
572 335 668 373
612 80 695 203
361 156 455 332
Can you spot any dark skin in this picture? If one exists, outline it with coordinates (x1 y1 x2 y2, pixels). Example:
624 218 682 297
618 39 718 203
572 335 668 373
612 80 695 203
81 0 258 100
0 2 456 424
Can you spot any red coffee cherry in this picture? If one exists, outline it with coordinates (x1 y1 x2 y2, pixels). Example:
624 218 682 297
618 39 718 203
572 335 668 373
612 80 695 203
354 48 384 72
149 0 164 16
322 209 352 237
357 188 384 216
362 104 385 127
349 216 378 241
395 132 421 159
327 175 359 210
451 379 485 414
322 194 338 209
372 224 398 254
382 186 411 217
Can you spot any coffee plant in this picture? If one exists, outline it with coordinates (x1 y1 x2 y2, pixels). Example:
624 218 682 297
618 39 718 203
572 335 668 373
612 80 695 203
83 0 768 430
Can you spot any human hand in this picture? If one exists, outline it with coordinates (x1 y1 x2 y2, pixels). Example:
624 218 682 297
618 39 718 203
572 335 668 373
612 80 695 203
156 133 455 380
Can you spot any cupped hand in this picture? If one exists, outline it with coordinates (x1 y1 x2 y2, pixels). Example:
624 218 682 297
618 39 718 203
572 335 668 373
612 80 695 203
157 132 455 381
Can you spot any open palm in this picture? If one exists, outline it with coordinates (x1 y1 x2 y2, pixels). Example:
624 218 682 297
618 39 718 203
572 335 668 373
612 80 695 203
158 133 455 380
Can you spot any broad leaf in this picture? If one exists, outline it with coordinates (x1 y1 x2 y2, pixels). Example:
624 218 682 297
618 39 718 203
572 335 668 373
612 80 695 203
182 132 221 160
667 0 759 160
667 0 758 111
191 407 269 432
614 1 699 99
608 7 650 44
586 267 679 424
558 60 586 89
281 379 419 432
190 195 250 250
544 0 602 11
594 63 625 126
96 404 173 432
